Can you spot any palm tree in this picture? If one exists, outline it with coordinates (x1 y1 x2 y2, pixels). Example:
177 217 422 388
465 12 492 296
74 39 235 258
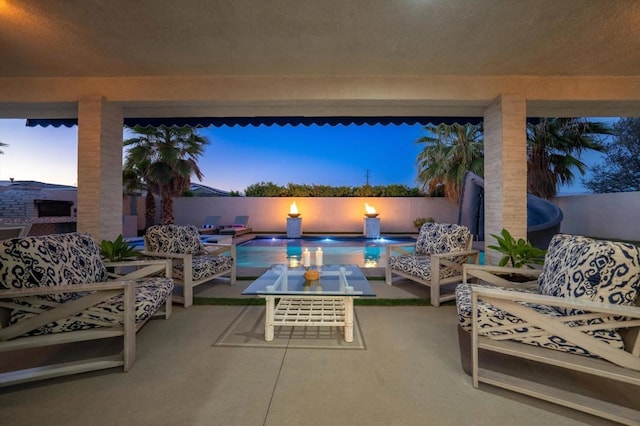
415 123 484 202
122 159 156 229
526 118 612 199
0 141 8 154
124 125 209 225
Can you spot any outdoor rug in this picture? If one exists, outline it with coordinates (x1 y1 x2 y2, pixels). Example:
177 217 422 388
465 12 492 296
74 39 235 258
213 305 366 350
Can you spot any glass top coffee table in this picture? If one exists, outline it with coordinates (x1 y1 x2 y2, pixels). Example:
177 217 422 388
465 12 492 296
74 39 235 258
242 264 376 342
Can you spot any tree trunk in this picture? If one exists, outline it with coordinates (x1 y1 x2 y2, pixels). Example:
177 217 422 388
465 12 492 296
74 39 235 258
145 191 156 230
161 196 174 224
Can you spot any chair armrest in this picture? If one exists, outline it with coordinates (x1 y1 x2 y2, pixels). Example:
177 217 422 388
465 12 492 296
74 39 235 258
432 249 480 270
140 250 191 260
104 258 170 268
464 264 540 289
203 243 236 258
104 258 173 281
432 249 480 259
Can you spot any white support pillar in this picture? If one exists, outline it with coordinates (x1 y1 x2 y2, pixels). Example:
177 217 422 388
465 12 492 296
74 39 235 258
483 95 527 265
76 97 124 242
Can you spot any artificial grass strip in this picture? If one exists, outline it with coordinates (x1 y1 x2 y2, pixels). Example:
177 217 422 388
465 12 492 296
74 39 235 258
192 297 432 306
193 297 265 306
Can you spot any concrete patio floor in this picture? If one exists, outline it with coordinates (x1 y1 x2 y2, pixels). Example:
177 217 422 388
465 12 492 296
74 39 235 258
0 277 623 426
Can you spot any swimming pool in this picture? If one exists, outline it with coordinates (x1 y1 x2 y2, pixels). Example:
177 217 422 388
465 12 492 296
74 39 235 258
236 236 416 268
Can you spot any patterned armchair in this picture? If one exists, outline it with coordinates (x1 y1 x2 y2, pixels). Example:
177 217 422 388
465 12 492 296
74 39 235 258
386 223 479 307
143 224 236 308
455 234 640 424
0 232 174 387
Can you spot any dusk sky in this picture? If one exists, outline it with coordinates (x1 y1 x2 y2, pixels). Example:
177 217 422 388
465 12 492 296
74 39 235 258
0 118 608 194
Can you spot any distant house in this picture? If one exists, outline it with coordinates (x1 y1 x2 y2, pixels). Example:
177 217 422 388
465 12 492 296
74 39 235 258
188 183 232 197
0 181 78 235
0 180 231 237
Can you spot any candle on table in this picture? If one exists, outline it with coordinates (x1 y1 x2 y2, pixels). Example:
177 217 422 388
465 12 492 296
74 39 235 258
303 248 311 267
315 247 323 267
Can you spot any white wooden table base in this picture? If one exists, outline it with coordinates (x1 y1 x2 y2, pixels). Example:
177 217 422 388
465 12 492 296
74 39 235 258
263 295 355 342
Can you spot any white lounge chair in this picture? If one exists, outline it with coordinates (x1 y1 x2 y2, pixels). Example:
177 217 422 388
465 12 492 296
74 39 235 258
219 215 252 236
198 215 221 234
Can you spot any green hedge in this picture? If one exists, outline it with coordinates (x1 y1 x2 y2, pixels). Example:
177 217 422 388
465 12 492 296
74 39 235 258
244 182 427 197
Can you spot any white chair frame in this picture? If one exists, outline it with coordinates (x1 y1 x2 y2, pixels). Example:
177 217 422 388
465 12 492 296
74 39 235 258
0 258 172 387
468 285 640 425
142 243 236 308
386 235 479 307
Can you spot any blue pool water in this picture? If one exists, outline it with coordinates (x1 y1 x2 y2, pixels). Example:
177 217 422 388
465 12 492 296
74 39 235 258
236 236 416 268
127 235 484 268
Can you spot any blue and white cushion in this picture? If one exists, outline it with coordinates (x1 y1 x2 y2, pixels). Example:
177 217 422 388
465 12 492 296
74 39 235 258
173 255 234 281
0 232 173 336
10 277 174 336
145 224 206 255
455 283 625 357
143 224 233 281
388 223 470 279
0 233 107 303
455 233 640 358
415 223 470 255
537 234 640 314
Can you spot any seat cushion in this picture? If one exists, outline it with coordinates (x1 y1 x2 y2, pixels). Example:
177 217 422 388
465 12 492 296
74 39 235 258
388 254 461 282
455 283 625 357
537 234 640 315
415 223 470 255
145 225 206 255
0 233 107 303
173 255 234 281
10 277 174 336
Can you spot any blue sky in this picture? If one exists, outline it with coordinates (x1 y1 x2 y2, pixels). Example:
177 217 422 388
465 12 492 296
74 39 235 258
0 118 608 194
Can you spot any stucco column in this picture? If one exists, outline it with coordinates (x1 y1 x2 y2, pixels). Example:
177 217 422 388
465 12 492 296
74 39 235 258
483 95 527 265
77 97 124 241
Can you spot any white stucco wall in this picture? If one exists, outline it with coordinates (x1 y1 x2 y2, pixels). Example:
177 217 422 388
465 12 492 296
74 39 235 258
172 196 459 234
554 192 640 242
170 192 640 242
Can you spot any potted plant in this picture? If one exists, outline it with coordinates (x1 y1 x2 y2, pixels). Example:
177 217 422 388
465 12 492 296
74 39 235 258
486 228 546 284
489 228 546 268
100 234 140 262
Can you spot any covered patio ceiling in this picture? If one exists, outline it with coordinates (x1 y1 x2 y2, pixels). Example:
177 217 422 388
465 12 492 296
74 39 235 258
2 0 639 78
1 0 639 119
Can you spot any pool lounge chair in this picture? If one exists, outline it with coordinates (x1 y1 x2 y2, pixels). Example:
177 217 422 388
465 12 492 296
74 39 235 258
219 215 252 236
198 215 221 235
